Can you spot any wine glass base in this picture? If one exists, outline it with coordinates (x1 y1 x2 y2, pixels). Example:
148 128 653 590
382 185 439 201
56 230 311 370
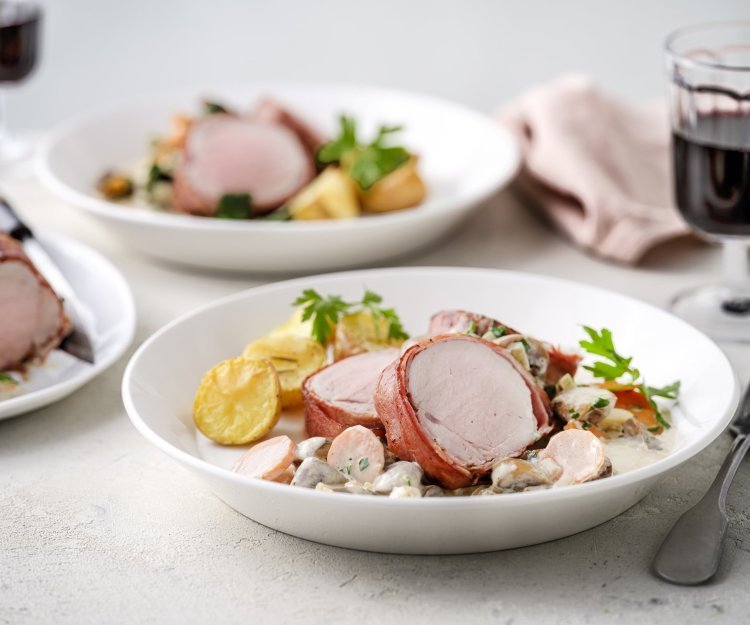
670 284 750 343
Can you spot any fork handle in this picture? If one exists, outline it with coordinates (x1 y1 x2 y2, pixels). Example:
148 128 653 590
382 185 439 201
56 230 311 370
652 434 750 585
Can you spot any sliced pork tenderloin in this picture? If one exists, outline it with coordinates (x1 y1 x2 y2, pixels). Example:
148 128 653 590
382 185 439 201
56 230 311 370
428 309 580 386
374 334 552 489
0 233 71 370
250 98 326 156
172 115 314 216
303 348 400 438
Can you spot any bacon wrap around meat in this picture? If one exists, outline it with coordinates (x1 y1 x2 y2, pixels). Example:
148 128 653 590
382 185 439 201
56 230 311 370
428 309 581 386
374 334 553 489
302 349 399 439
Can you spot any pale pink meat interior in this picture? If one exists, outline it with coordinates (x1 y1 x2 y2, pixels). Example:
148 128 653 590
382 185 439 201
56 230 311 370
308 349 400 418
407 340 539 467
0 262 61 369
184 117 311 207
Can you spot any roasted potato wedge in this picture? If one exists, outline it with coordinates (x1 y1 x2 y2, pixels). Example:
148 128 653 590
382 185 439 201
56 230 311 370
242 335 326 407
358 157 426 213
288 167 360 220
193 357 281 444
334 311 405 360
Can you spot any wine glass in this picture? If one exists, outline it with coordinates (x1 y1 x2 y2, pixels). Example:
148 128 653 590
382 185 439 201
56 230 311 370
665 22 750 342
0 0 41 162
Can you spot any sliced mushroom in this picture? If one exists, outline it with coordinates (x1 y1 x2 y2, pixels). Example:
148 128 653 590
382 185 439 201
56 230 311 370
344 480 375 495
296 437 331 461
290 457 347 489
422 485 445 497
389 485 422 498
372 461 423 494
491 458 554 492
551 386 616 425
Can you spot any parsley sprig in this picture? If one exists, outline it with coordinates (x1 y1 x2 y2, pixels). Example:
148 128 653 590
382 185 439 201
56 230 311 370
293 288 409 344
317 116 410 190
579 326 680 430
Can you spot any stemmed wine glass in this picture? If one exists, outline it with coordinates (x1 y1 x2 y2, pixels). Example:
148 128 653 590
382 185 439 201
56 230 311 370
0 0 40 162
665 22 750 342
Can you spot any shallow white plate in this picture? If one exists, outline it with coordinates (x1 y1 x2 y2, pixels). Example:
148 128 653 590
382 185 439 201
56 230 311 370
122 267 738 554
0 232 136 420
37 83 518 274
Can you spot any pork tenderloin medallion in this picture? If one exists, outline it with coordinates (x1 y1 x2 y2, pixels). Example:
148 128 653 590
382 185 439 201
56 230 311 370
172 115 315 216
428 309 580 386
303 348 400 438
374 334 553 489
250 98 326 156
0 233 71 370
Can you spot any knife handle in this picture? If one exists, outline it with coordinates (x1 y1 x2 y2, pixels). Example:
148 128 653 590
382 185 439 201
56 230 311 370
0 197 33 241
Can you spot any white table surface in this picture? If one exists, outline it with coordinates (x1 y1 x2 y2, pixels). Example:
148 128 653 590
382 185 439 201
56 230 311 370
2 164 750 625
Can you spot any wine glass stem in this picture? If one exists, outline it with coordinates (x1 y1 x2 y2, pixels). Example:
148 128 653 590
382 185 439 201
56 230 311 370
722 239 749 287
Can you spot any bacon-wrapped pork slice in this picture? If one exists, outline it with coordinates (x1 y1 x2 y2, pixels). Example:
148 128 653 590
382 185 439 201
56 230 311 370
374 334 552 489
428 309 580 386
0 233 71 370
303 348 400 438
172 115 314 216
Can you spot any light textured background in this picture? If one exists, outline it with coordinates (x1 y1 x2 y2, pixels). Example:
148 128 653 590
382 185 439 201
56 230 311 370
4 2 750 625
6 0 750 131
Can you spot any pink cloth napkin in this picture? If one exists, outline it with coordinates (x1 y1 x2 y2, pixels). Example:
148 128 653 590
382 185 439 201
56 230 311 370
498 74 691 264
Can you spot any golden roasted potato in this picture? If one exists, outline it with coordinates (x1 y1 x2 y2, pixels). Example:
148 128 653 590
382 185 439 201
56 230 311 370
288 167 360 220
242 335 326 407
268 309 314 340
333 311 405 360
193 357 281 445
358 157 426 213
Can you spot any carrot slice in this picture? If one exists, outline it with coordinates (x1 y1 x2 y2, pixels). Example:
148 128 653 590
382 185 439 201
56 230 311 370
611 389 659 432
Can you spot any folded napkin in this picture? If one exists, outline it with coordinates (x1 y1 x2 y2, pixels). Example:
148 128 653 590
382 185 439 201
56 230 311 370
498 74 691 264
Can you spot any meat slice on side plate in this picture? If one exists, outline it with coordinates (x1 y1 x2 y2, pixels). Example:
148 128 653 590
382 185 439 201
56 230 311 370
0 233 71 370
303 348 400 439
428 309 580 386
172 115 315 216
375 334 552 489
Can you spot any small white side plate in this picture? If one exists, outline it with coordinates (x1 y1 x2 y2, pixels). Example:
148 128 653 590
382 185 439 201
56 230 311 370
0 231 136 420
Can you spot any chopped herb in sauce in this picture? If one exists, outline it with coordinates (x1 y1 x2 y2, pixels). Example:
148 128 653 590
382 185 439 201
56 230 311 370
358 457 369 471
592 397 610 409
490 325 507 338
0 372 16 385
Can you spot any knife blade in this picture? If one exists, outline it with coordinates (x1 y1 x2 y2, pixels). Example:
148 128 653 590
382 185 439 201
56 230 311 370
0 198 95 364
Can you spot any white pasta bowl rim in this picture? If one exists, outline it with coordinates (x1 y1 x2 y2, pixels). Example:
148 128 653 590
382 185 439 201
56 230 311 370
36 81 519 233
122 266 739 509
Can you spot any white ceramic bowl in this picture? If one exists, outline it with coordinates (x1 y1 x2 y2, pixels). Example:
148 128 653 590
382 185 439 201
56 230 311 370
37 83 518 274
122 267 738 554
1 231 136 420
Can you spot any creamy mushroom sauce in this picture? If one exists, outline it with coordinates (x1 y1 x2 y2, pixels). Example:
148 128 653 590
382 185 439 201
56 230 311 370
602 426 676 475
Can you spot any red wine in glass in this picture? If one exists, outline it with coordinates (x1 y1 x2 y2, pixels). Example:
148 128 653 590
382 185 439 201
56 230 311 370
673 115 750 237
0 1 40 84
672 86 750 314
